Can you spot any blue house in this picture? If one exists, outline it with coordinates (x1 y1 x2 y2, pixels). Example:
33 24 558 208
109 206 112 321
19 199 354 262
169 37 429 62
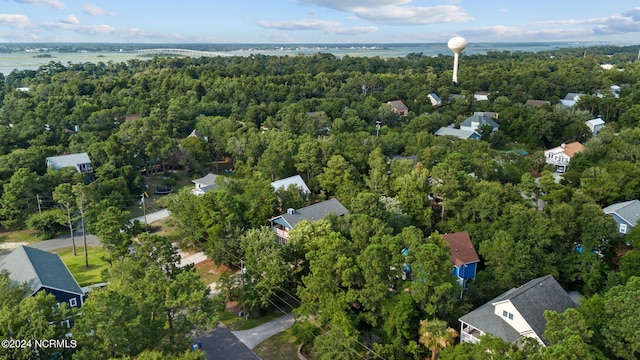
442 232 480 289
603 199 640 235
0 246 84 308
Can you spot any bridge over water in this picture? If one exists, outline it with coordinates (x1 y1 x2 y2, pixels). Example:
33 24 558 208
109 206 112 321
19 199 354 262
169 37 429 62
135 48 230 58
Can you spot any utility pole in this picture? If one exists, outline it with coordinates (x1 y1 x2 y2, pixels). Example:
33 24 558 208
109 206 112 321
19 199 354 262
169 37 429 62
36 194 42 214
79 203 88 268
240 259 247 320
141 192 148 233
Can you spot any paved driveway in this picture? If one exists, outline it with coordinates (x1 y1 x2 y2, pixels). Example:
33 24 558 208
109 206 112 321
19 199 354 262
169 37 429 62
232 313 295 349
194 324 260 360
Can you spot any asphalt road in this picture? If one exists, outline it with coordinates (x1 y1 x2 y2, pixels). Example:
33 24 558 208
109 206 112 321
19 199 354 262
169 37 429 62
30 231 100 252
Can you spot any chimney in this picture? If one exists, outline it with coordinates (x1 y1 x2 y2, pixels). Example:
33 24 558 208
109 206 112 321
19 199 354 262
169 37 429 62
561 143 566 148
286 208 295 215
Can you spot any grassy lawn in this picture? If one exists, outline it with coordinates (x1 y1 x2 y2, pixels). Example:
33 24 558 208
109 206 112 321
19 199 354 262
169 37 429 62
0 230 40 245
253 328 300 360
220 310 287 331
128 170 192 218
54 246 110 286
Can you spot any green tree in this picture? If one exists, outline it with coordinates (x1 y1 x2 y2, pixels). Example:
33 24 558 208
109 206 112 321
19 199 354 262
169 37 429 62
95 206 132 265
240 227 291 312
601 276 640 359
0 271 74 360
365 147 389 195
53 183 78 255
0 168 39 228
418 318 458 360
74 234 214 358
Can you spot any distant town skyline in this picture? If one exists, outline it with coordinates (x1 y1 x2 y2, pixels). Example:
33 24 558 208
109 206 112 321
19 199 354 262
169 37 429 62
1 0 639 44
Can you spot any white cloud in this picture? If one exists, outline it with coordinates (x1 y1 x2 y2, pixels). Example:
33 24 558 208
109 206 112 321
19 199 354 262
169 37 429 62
41 21 116 34
351 5 472 25
82 4 112 16
0 14 32 29
15 0 65 9
299 0 411 11
61 14 79 25
257 19 342 31
299 0 471 25
256 19 377 35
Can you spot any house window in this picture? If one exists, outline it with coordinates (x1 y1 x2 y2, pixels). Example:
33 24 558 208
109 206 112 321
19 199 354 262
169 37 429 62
620 224 628 234
69 298 77 307
502 310 514 320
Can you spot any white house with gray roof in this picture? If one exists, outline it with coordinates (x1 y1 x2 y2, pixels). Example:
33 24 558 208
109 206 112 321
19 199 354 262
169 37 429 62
460 112 500 133
603 199 640 235
269 198 348 244
435 127 481 140
191 173 219 196
46 152 92 174
0 246 84 308
459 275 576 346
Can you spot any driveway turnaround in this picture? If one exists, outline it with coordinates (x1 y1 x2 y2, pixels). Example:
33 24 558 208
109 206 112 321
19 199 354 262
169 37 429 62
232 313 295 349
194 324 260 360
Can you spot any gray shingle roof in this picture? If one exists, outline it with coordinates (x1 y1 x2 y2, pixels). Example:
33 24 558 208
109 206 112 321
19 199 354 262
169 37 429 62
460 114 500 129
603 199 640 226
0 246 83 296
460 275 575 344
274 198 348 229
46 153 91 170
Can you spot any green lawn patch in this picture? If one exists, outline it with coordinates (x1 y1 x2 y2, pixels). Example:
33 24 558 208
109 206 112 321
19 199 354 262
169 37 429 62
253 328 300 360
54 246 110 287
0 230 40 244
220 310 286 331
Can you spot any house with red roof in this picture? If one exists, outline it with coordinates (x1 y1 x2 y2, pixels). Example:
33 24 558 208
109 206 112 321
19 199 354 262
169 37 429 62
442 231 480 289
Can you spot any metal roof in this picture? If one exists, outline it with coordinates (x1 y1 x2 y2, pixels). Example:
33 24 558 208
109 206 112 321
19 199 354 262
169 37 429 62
192 173 219 187
46 153 91 170
434 127 479 140
270 175 310 194
0 246 84 296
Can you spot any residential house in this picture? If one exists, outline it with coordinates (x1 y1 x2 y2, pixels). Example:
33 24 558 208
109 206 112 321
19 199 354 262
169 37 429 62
428 93 442 107
0 246 84 308
603 199 640 234
559 93 584 108
46 153 92 174
269 198 348 244
544 142 584 173
442 232 480 289
435 127 481 140
460 112 499 134
525 99 550 107
270 174 310 194
386 100 409 116
473 92 490 101
585 118 605 136
459 275 577 346
191 173 219 196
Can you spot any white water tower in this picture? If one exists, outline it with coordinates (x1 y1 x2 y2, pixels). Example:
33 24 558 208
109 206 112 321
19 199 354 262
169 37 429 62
448 36 467 83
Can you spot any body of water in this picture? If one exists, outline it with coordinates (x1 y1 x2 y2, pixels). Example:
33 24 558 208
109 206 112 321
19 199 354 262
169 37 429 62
0 42 631 76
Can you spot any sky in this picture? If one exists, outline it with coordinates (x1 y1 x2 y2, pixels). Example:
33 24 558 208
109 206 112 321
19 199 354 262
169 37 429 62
1 0 640 44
